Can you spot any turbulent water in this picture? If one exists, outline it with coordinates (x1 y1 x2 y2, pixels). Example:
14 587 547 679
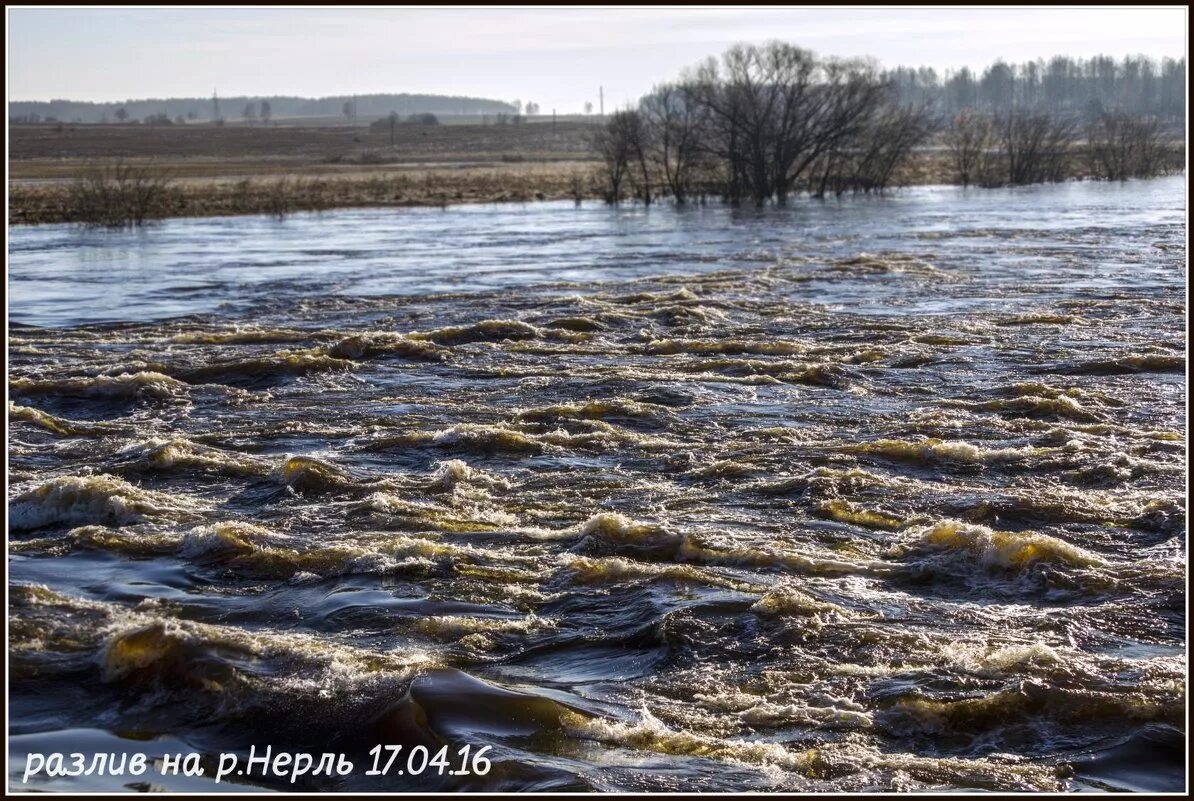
7 178 1187 792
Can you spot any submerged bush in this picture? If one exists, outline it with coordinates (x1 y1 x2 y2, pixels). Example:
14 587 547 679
1087 113 1172 181
67 161 176 228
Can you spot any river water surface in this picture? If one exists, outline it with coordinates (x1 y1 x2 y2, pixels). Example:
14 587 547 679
8 178 1187 792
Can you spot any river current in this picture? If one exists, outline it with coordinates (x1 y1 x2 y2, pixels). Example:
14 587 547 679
7 177 1187 792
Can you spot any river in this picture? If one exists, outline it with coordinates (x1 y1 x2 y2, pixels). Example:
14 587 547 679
8 177 1187 791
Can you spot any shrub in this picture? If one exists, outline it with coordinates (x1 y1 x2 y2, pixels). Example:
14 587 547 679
67 161 176 228
1087 113 1169 180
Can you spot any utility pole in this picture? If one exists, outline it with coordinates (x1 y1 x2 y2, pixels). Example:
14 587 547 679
212 89 220 123
599 86 604 117
552 108 556 133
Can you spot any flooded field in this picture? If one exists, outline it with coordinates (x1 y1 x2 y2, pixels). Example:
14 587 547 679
7 177 1187 792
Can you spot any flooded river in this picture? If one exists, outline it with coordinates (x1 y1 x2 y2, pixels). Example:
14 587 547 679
8 177 1187 792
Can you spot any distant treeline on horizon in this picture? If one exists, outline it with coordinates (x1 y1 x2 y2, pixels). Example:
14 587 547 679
8 53 1187 125
7 93 517 124
883 54 1185 120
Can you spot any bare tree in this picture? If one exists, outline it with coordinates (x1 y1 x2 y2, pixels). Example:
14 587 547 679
684 43 887 206
624 111 653 204
592 110 643 203
813 101 934 196
259 100 272 125
944 109 995 187
1086 112 1167 180
584 101 594 115
998 110 1076 185
639 82 708 204
783 57 889 202
242 102 258 125
114 107 129 122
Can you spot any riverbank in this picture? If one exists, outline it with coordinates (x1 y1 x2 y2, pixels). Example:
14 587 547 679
7 120 1185 225
8 162 601 225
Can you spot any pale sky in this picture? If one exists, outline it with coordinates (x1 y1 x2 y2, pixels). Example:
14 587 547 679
7 6 1188 112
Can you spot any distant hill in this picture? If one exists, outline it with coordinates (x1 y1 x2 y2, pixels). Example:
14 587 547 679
9 93 517 124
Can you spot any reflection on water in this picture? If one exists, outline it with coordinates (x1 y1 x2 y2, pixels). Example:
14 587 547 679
7 177 1187 792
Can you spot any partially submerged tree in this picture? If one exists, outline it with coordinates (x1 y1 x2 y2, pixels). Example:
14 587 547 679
592 109 646 203
588 41 1168 204
611 42 892 206
1087 112 1168 180
998 110 1077 185
812 101 935 196
639 82 708 204
944 109 995 187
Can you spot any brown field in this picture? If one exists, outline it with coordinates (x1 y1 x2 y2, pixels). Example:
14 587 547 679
8 120 608 223
9 120 599 174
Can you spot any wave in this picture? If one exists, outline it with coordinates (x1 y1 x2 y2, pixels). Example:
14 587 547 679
324 332 449 361
830 253 955 279
9 402 111 436
816 499 906 530
424 459 510 494
9 474 203 531
179 350 356 384
891 520 1106 570
557 513 883 578
673 357 849 388
516 398 672 423
364 422 677 456
879 682 1183 737
543 316 606 332
168 327 313 345
10 371 190 400
560 555 754 591
412 614 556 640
850 437 1042 465
561 706 816 772
1053 353 1185 376
695 689 873 730
275 455 362 493
643 338 806 356
412 319 542 346
758 467 894 497
945 394 1105 422
750 588 851 619
355 490 518 532
120 437 272 477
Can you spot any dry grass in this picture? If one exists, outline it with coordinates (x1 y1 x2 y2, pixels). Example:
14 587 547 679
11 163 606 225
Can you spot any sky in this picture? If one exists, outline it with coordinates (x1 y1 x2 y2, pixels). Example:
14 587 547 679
7 6 1188 112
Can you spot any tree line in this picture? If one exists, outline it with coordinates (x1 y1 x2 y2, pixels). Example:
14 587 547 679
945 109 1176 187
9 93 516 125
593 42 1182 206
885 54 1185 121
